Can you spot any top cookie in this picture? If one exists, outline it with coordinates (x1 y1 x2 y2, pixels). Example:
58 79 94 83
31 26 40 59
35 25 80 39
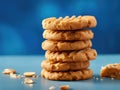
42 15 97 30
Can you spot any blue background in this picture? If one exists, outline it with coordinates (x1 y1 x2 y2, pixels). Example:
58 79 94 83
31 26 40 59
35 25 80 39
0 0 120 55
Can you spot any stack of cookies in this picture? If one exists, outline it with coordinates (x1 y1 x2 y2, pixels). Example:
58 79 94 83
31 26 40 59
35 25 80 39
41 15 97 81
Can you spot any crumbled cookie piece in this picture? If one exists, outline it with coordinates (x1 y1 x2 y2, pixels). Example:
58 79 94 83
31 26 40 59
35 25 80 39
10 73 24 79
16 75 24 79
35 75 40 78
24 78 34 84
49 86 56 90
111 78 114 80
24 72 36 77
95 77 99 80
100 78 103 81
60 85 70 90
32 75 40 78
2 69 16 74
10 73 17 78
100 63 120 79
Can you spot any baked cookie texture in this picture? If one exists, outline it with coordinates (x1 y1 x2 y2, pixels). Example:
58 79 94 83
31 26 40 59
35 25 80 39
45 48 97 62
41 60 90 71
42 40 92 51
42 16 97 30
100 64 120 79
41 69 93 81
43 30 94 41
41 15 97 81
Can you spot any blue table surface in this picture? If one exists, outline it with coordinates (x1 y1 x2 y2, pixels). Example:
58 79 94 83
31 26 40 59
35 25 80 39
0 55 120 90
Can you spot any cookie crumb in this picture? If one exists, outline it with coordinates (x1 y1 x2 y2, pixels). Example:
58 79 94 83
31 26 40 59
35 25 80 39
33 75 40 78
10 73 24 79
16 75 24 79
27 84 33 87
100 78 103 81
36 75 40 78
2 69 16 74
111 78 114 80
49 86 56 90
24 72 36 77
24 78 34 84
10 73 17 78
95 77 99 80
60 85 70 90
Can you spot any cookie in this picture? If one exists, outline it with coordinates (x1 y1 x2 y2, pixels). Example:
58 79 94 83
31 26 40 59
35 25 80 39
41 69 93 81
2 69 16 74
45 48 97 63
24 72 36 77
42 15 97 30
42 40 92 51
43 30 94 41
41 60 90 71
100 63 120 79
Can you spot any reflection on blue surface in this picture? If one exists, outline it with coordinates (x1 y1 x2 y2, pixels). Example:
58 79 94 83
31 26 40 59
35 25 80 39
0 0 120 55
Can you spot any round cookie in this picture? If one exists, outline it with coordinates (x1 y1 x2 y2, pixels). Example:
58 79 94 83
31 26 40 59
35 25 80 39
43 30 94 41
41 69 93 81
42 15 97 30
41 60 90 71
42 40 92 51
45 48 97 62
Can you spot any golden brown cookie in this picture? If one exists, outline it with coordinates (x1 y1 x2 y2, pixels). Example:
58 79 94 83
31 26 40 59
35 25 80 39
42 40 92 51
41 60 90 71
42 15 97 30
41 69 93 81
100 63 120 79
43 30 94 41
45 48 97 62
2 69 16 74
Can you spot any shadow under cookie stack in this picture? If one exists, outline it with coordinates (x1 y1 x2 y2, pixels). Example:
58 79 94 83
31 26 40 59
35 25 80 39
41 15 97 81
